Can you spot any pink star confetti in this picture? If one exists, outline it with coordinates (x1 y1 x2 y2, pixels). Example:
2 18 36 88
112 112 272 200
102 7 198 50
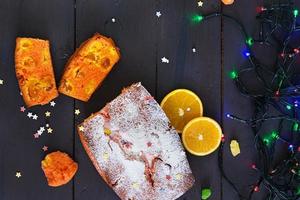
20 106 26 112
33 133 39 139
15 171 22 178
42 146 48 152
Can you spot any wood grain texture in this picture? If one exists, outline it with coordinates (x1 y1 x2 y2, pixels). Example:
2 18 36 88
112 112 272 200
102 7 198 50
155 0 222 200
0 0 75 200
74 1 157 199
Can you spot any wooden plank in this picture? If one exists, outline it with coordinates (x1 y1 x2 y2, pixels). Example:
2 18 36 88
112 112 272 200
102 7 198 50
156 1 222 199
74 1 158 199
0 0 75 199
222 1 271 199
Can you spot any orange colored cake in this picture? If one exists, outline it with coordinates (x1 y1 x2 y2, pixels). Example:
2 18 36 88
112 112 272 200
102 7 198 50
41 151 78 187
78 83 194 200
59 33 120 102
15 37 58 107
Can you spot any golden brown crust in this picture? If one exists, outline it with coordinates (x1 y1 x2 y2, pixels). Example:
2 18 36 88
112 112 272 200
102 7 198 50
59 33 121 102
15 37 58 107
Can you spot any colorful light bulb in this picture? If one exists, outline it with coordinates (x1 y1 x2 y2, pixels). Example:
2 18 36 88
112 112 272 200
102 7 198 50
229 70 238 79
192 14 204 23
243 49 251 57
246 37 254 46
286 105 292 110
254 186 259 192
294 9 299 17
271 131 279 139
251 164 257 169
293 123 299 131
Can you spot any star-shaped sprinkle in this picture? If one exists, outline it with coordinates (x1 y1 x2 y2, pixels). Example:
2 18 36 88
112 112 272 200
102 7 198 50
37 130 43 136
32 114 38 120
42 146 48 152
79 126 85 131
161 57 169 63
156 11 162 18
198 1 203 7
15 171 22 178
111 18 116 23
47 128 53 134
192 48 196 53
40 127 45 132
45 111 51 117
0 79 3 85
50 101 56 107
20 106 26 112
33 133 39 139
75 109 81 115
27 112 33 118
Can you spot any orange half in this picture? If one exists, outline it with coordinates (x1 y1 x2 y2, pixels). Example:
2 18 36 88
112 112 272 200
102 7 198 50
160 89 203 133
182 117 222 156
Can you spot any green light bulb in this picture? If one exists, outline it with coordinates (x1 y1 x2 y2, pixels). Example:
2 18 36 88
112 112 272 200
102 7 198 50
229 70 238 79
271 131 279 139
293 123 299 132
192 14 203 23
294 9 299 17
246 37 254 46
286 105 292 110
263 138 270 145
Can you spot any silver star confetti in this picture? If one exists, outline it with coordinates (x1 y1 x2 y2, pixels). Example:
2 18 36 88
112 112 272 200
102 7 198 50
111 18 116 23
192 48 197 53
27 112 33 118
50 101 56 107
32 114 38 120
0 79 3 85
156 11 162 18
161 57 169 63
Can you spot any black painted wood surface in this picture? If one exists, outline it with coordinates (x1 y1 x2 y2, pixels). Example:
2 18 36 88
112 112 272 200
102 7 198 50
0 0 298 200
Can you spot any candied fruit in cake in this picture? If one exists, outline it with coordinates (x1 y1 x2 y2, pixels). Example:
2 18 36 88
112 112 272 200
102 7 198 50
59 33 120 101
15 37 58 107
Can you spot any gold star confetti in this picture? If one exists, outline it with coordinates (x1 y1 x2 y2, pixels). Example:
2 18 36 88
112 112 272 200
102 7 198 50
175 173 182 180
79 126 85 131
103 152 109 161
47 128 53 134
104 128 112 135
45 111 51 117
0 79 3 85
132 182 139 189
75 109 81 115
15 171 22 178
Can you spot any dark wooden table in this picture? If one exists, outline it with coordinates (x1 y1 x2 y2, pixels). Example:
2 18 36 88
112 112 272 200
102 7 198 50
1 0 299 200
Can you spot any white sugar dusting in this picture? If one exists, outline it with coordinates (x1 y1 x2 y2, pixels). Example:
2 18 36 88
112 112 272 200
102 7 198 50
79 83 194 200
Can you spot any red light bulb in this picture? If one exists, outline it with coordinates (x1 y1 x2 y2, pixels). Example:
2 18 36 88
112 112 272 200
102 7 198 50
251 164 257 169
256 6 266 13
254 186 259 192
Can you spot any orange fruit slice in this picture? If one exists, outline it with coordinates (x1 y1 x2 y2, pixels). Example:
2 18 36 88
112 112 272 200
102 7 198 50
182 117 222 156
160 89 203 133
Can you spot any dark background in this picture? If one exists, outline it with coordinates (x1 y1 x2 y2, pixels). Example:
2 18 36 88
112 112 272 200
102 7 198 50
0 0 300 200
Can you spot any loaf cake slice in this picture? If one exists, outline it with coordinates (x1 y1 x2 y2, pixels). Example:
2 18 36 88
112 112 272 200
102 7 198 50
59 33 120 102
78 83 194 200
15 37 58 107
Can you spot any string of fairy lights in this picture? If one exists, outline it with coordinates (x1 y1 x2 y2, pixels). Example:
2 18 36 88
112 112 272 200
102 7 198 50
193 1 300 200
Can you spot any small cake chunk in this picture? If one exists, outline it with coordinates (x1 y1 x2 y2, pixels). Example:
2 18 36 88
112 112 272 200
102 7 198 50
41 151 78 187
78 83 194 200
59 33 120 101
15 37 58 107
